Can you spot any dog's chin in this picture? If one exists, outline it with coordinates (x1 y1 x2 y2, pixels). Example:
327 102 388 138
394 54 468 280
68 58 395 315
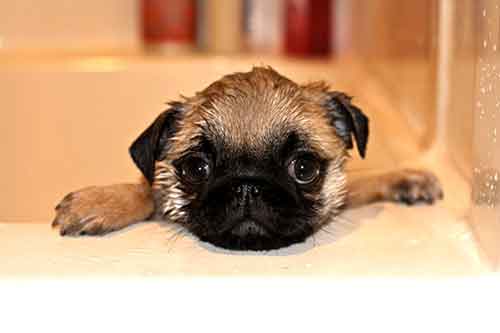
195 221 314 251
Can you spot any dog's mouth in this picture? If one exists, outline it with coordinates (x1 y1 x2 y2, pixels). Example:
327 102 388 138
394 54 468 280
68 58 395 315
196 218 313 251
230 219 269 237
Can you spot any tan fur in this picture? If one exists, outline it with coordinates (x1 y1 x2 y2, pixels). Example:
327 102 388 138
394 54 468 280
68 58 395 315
52 180 154 236
345 169 443 208
170 67 345 160
52 67 443 237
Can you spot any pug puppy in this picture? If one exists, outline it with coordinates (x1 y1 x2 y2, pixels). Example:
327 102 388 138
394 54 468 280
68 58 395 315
52 67 443 250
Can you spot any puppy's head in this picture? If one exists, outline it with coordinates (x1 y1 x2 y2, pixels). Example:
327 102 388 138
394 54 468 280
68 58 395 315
130 67 368 250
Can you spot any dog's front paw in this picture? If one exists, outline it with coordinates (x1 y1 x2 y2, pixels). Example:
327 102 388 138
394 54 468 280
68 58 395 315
386 169 444 205
52 187 122 236
52 184 154 236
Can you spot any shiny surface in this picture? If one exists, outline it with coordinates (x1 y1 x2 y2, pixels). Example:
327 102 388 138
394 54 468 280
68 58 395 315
470 0 500 268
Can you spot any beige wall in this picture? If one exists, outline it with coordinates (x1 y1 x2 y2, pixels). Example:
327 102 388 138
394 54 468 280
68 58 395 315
337 0 436 58
0 0 139 53
336 0 439 147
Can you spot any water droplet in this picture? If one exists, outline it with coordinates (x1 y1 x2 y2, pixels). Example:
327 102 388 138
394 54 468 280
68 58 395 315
483 9 487 17
494 44 498 51
484 40 488 48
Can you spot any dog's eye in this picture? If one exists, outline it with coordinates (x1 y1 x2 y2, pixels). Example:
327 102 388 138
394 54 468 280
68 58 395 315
180 155 210 184
288 156 320 184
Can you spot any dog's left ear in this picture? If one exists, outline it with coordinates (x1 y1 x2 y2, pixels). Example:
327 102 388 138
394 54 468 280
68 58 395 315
129 102 184 184
325 92 369 158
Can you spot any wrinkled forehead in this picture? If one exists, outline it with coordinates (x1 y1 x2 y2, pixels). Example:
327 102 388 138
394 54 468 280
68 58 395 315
192 93 342 160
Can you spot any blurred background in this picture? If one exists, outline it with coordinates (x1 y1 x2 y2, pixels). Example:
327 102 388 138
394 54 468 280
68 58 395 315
0 1 499 268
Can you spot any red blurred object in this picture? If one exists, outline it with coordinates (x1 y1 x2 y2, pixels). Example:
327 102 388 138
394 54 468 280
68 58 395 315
285 0 333 56
141 0 196 48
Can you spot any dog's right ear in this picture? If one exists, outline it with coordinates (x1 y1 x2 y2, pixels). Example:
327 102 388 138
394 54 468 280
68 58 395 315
129 102 184 184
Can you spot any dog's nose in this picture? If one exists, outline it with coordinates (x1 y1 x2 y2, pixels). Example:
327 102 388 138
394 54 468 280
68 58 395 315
234 183 261 201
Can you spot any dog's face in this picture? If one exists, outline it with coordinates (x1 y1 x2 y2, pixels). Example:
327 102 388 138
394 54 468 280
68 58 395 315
130 67 368 250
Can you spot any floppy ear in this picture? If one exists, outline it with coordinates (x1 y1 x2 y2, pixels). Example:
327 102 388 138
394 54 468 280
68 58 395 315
325 92 369 158
129 102 183 184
